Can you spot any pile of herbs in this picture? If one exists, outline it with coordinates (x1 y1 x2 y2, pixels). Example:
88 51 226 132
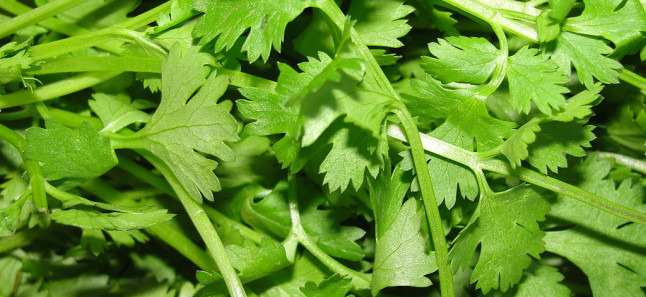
1 0 645 296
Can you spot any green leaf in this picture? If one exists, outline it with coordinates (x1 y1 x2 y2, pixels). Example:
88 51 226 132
507 46 569 115
248 252 330 297
372 199 436 295
423 36 499 85
606 104 646 152
548 32 622 89
527 121 595 174
50 208 174 231
544 155 646 297
300 274 352 297
227 237 291 282
0 195 27 237
449 185 551 293
501 118 542 168
121 45 239 202
192 0 313 62
406 77 516 151
566 0 646 50
486 263 571 297
89 93 150 133
25 118 117 182
348 0 414 48
0 257 22 297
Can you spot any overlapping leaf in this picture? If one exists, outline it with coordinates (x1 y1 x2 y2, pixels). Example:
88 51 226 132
192 0 314 62
423 36 499 84
120 45 239 202
507 46 569 115
348 0 414 48
25 118 118 182
544 155 646 297
450 185 551 293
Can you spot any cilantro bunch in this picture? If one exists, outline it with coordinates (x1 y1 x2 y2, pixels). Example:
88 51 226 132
0 0 645 296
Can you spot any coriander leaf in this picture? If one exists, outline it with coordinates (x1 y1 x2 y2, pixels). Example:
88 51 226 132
120 46 239 202
549 84 602 122
406 77 516 151
0 194 27 237
310 122 386 192
300 274 352 297
81 229 107 256
25 118 117 182
89 93 150 133
152 0 197 34
214 135 280 189
50 208 174 231
507 46 569 115
192 0 313 62
501 118 542 168
544 155 646 297
248 252 329 297
450 185 551 293
547 32 621 89
606 104 646 152
348 0 415 48
130 253 176 284
566 0 646 50
226 237 291 282
372 199 436 295
423 36 499 85
0 257 21 297
399 150 478 209
486 263 571 297
526 121 595 174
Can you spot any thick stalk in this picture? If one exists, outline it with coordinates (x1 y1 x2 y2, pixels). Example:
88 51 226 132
0 0 86 39
138 151 246 297
27 56 162 75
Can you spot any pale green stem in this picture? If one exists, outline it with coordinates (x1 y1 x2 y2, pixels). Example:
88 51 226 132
597 152 646 175
140 151 247 297
386 124 646 224
0 72 121 109
0 0 86 38
286 175 372 290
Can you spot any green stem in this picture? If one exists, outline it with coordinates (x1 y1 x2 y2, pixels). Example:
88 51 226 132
386 124 646 224
316 1 454 294
619 69 646 91
477 23 508 97
0 71 121 109
48 107 104 130
137 151 246 297
0 0 89 36
218 68 278 90
392 109 454 297
0 229 42 254
29 27 167 61
0 106 33 121
596 152 646 175
439 0 646 89
0 123 47 212
117 155 267 243
286 175 371 290
0 0 86 39
27 56 162 75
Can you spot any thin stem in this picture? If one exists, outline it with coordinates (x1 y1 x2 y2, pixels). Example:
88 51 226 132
0 123 47 212
392 110 455 297
619 69 646 91
596 152 646 175
286 175 371 290
137 151 246 297
0 106 33 121
0 71 121 109
29 27 167 61
0 228 42 254
0 0 86 39
316 1 454 294
477 23 508 97
386 124 646 225
27 56 162 75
